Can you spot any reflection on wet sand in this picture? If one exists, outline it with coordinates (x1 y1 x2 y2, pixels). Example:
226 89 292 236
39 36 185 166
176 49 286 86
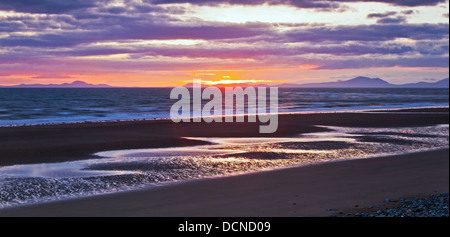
0 125 448 208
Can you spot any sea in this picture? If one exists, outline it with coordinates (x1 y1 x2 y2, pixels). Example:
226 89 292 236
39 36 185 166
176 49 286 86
0 87 448 126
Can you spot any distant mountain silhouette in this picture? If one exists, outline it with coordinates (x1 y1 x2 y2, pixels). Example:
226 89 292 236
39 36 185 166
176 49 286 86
278 77 449 88
3 81 113 88
181 77 448 88
398 78 449 88
3 78 448 88
286 76 391 88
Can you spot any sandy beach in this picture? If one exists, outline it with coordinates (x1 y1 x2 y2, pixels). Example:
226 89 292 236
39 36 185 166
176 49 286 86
0 148 448 217
0 108 448 217
0 108 448 166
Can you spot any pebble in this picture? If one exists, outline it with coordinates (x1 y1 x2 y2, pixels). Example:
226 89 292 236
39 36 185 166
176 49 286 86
330 193 449 217
375 193 449 217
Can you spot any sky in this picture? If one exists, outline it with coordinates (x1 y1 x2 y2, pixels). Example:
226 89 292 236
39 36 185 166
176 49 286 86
0 0 448 87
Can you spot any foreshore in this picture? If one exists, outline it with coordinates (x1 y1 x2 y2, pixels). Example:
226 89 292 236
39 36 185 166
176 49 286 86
0 108 448 166
0 108 448 216
0 148 447 217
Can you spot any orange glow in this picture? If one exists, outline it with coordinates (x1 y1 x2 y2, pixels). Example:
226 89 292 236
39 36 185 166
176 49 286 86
201 79 272 85
0 72 188 87
2 64 445 87
181 74 273 86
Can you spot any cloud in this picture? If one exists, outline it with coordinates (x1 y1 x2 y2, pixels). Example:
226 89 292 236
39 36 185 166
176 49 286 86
376 16 407 24
0 18 276 48
369 0 447 6
366 11 409 24
340 0 446 7
0 0 447 77
367 11 397 18
0 0 104 14
317 56 449 69
150 0 447 8
367 9 416 22
415 41 450 55
55 42 416 60
0 0 183 15
1 0 445 16
31 74 74 79
0 78 35 85
401 10 415 15
0 21 27 32
285 24 449 42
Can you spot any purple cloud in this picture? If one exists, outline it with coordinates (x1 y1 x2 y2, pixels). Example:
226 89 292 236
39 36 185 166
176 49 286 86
0 19 275 47
401 10 415 15
367 11 397 18
150 0 447 8
317 56 449 69
0 0 103 13
415 41 450 55
376 16 407 24
285 24 449 42
55 42 415 59
0 0 447 74
360 0 446 6
31 74 74 79
3 18 447 48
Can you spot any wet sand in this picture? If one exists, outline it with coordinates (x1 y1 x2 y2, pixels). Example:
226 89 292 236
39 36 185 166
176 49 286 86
0 108 448 216
0 148 447 217
0 109 448 166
